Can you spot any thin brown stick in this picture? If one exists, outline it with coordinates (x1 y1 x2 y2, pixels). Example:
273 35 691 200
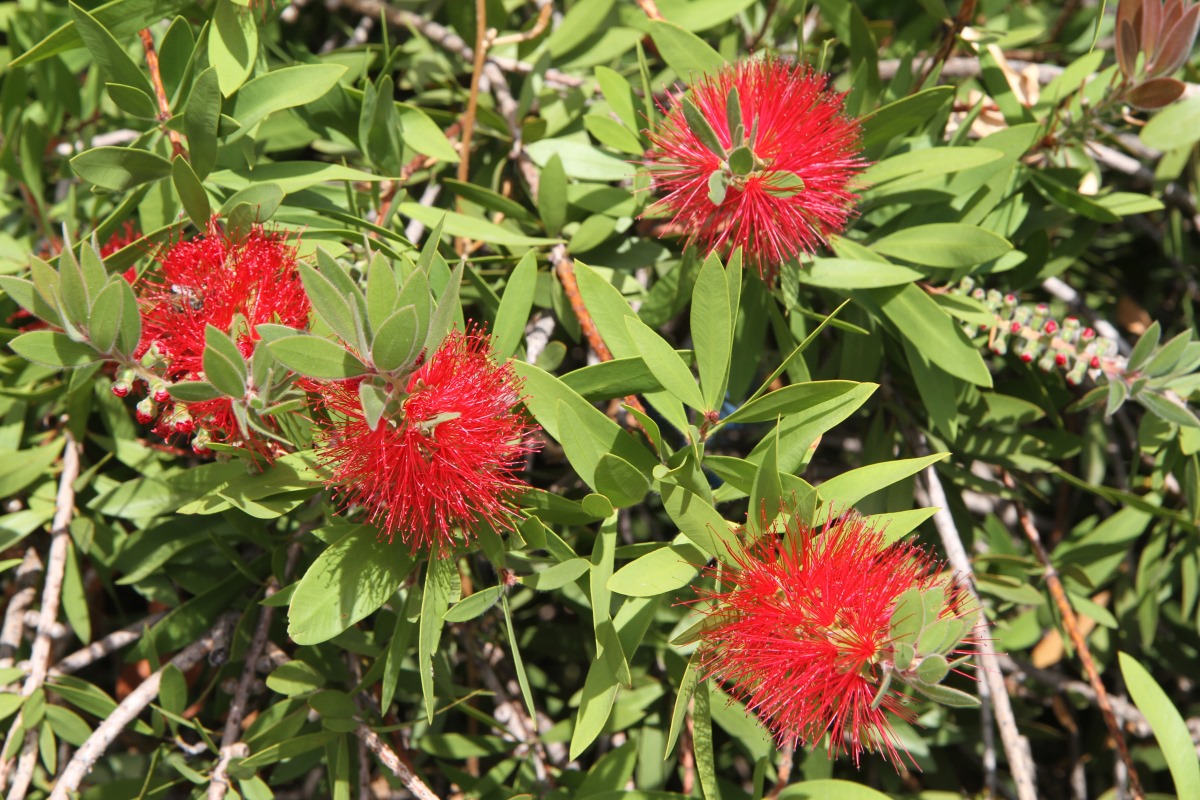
1004 473 1145 800
1 433 82 800
490 1 552 47
354 722 441 800
138 29 185 159
49 612 168 676
453 0 490 255
456 0 489 190
551 244 649 420
47 612 238 800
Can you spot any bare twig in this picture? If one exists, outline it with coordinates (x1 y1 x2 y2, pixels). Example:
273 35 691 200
490 1 552 47
48 612 239 800
912 435 1039 800
138 29 185 159
0 549 42 673
354 722 441 800
1004 473 1144 800
49 612 168 676
1 433 82 800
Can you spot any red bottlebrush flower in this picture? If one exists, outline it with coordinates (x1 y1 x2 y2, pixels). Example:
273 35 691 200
693 514 968 767
312 330 538 556
645 59 865 281
133 220 310 449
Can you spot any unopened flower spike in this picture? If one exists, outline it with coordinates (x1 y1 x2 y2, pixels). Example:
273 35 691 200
645 58 866 281
692 513 975 769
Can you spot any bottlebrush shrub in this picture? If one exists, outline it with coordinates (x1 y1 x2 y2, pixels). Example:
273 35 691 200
5 3 1200 800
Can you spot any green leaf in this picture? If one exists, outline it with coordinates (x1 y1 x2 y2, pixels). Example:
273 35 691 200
493 253 537 359
547 0 616 56
69 3 155 101
692 254 733 411
525 139 634 183
748 429 783 535
396 103 460 163
397 203 559 246
539 154 568 236
646 19 725 79
693 682 722 800
681 97 726 159
871 224 1012 268
1138 392 1200 428
228 64 349 140
569 645 621 760
12 0 193 68
86 279 127 354
816 454 948 518
519 558 591 591
871 283 993 387
171 156 211 229
184 67 221 179
371 306 422 373
584 114 644 155
910 682 980 708
607 537 705 596
798 258 924 289
862 147 1003 186
420 556 460 723
8 331 103 368
660 483 738 563
1141 94 1200 151
202 324 248 398
777 779 895 799
71 147 172 192
515 361 658 475
265 334 369 380
595 66 639 132
624 316 704 412
1119 651 1200 799
297 262 357 347
286 526 415 645
724 381 862 425
266 661 326 696
1127 320 1162 373
106 83 158 119
594 453 651 508
209 0 258 97
442 586 504 623
859 85 956 151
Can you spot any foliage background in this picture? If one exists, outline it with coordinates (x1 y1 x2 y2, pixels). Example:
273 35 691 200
1 0 1200 799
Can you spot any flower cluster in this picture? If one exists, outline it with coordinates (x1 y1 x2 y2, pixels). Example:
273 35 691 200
311 329 537 556
125 220 310 453
645 59 865 281
693 514 972 767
